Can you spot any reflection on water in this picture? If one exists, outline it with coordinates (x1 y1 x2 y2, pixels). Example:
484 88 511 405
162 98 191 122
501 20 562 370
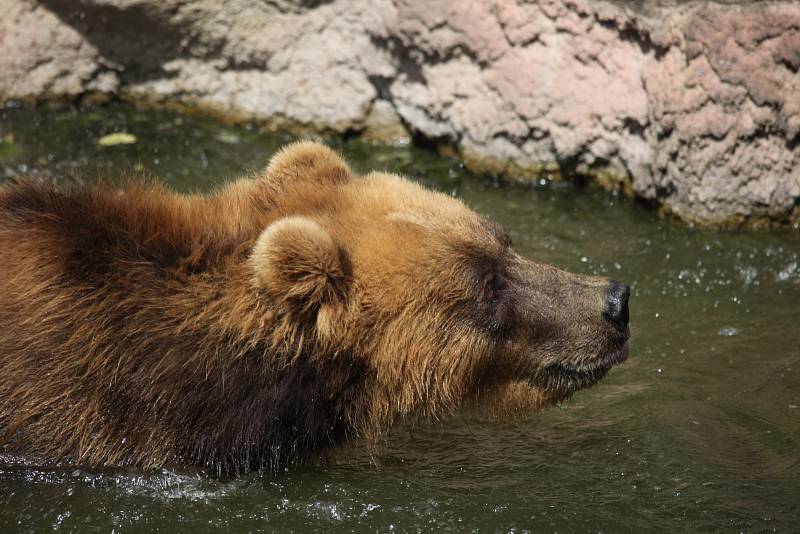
1 102 798 532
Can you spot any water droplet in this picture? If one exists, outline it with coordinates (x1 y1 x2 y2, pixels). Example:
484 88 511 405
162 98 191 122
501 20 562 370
777 261 797 282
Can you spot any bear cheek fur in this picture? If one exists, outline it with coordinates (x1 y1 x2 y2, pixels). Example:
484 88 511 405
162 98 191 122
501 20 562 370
337 231 526 427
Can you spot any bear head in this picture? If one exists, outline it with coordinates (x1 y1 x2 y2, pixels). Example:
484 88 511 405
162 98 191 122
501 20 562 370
248 141 630 435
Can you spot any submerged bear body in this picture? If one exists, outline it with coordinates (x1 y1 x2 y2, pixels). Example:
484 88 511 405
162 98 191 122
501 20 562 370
0 142 630 472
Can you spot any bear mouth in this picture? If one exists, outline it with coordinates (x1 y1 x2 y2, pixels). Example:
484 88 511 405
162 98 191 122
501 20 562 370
532 340 629 394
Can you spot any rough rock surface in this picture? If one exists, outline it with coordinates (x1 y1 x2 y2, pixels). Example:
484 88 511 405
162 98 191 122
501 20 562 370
1 0 798 226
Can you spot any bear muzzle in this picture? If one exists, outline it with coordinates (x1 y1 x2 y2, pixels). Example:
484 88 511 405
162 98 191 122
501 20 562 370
509 259 632 397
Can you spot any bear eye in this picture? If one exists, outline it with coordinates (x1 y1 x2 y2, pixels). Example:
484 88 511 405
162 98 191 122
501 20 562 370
484 273 506 305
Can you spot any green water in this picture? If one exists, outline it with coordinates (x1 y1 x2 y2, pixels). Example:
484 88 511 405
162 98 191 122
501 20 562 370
0 102 798 532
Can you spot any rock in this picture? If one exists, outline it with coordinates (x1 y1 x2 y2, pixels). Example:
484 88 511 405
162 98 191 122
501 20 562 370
0 0 798 227
362 100 410 145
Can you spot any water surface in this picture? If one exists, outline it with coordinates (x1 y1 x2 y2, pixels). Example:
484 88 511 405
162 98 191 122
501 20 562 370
1 102 798 532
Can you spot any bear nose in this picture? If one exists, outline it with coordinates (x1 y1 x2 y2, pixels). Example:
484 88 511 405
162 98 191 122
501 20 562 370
603 281 630 331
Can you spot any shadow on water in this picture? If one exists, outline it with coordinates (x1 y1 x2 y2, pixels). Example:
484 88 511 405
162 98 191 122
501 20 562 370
1 101 799 532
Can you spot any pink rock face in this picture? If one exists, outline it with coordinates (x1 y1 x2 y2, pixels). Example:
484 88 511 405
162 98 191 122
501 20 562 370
0 0 798 227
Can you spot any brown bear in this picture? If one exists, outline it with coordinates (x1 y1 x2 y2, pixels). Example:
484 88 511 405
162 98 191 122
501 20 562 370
0 141 630 473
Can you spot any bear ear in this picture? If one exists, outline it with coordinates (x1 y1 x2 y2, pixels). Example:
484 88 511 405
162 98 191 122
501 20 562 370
263 141 351 188
250 216 349 311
